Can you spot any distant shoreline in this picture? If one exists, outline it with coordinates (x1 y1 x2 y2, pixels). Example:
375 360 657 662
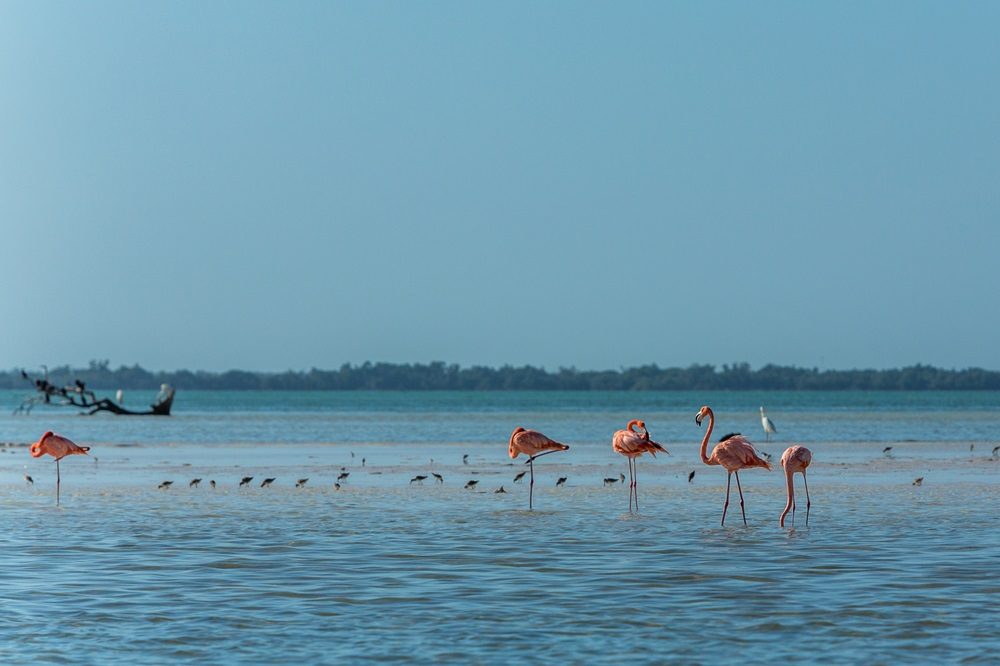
4 362 1000 391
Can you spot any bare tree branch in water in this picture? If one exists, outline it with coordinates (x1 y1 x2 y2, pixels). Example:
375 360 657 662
14 369 174 416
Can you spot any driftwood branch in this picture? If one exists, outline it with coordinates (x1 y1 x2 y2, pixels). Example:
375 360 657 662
14 369 174 416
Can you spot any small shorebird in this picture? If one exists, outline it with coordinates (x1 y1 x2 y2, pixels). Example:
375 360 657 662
913 477 924 486
296 478 309 488
30 431 91 505
261 478 276 488
779 445 812 527
619 472 626 484
688 470 696 483
463 454 469 465
513 471 527 484
210 480 216 489
508 427 570 509
603 477 619 486
696 407 772 526
992 445 1000 458
760 407 777 443
189 478 201 488
883 447 893 456
334 483 341 490
555 477 567 487
410 475 427 485
362 458 366 467
612 419 668 512
24 474 34 485
431 472 443 483
158 481 173 490
337 472 350 482
494 486 506 494
465 480 479 489
239 476 253 487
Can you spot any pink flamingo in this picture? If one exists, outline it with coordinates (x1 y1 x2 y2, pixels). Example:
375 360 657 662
779 445 812 527
695 406 771 526
612 419 668 512
29 431 91 505
508 427 569 509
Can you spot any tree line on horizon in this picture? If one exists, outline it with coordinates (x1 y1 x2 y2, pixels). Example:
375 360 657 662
2 360 1000 391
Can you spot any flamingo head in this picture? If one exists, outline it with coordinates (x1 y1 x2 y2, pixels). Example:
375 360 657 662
30 431 54 458
626 419 646 435
695 406 712 426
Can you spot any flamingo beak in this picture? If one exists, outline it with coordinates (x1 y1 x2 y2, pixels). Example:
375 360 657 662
695 414 703 426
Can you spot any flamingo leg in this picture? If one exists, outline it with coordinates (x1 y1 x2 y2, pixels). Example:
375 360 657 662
626 458 634 512
721 472 732 526
56 458 61 506
803 472 811 527
633 459 639 513
529 458 534 510
734 470 747 525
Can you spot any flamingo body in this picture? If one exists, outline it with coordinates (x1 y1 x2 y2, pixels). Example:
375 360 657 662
508 427 569 459
30 431 90 460
780 445 812 527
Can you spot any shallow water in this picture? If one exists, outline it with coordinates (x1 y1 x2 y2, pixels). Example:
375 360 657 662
2 391 998 663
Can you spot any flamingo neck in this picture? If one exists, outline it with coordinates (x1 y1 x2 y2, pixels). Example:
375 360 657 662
699 410 714 464
780 465 795 526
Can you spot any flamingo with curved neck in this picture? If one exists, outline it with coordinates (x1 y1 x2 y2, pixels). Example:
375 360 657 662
695 406 771 526
612 419 668 512
779 445 812 527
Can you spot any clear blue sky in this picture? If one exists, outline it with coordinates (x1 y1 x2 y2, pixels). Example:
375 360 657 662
2 2 998 372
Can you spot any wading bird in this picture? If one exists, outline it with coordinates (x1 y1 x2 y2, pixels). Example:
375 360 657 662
158 481 173 490
29 431 91 505
210 480 216 489
261 478 275 488
913 477 924 486
779 445 812 527
603 477 619 486
883 447 893 457
494 486 506 494
465 480 479 489
555 477 567 487
612 419 668 512
337 472 350 482
239 476 253 487
410 475 427 485
760 407 777 443
992 445 1000 458
24 473 34 485
431 472 443 484
513 470 527 484
296 478 309 488
695 407 772 526
189 478 202 488
508 427 570 510
463 454 469 465
688 470 696 483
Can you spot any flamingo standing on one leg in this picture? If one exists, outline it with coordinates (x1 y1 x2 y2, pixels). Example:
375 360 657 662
508 427 569 510
612 419 668 512
29 431 91 505
779 445 812 527
695 406 771 526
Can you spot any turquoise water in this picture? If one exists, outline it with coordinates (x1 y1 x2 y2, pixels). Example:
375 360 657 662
1 391 998 663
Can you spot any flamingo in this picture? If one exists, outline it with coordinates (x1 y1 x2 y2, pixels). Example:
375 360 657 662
760 407 777 443
29 431 91 505
779 445 812 527
508 427 570 509
612 419 668 512
695 406 771 526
